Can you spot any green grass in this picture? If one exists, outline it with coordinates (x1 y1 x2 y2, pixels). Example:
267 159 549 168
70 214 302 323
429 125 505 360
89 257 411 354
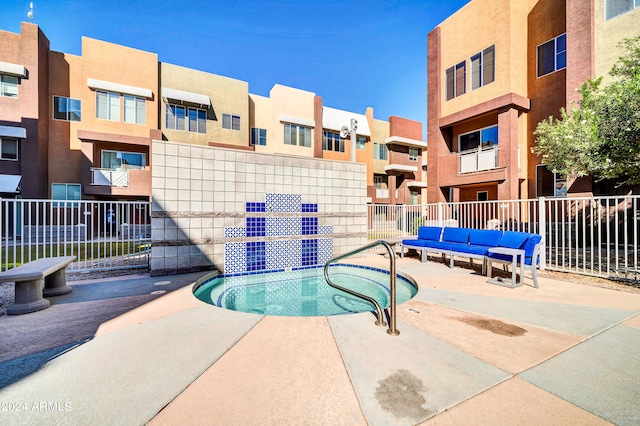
0 242 148 271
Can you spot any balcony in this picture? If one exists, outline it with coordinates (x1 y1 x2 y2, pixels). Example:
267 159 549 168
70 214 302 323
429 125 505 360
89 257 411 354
85 168 151 197
459 146 499 174
92 168 129 187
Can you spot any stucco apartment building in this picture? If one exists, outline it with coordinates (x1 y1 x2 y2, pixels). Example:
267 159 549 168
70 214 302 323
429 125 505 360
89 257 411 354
0 22 426 206
427 0 640 204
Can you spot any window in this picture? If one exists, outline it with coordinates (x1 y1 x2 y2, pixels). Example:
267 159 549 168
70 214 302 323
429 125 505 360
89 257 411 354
322 131 344 152
374 175 385 189
606 0 639 20
0 138 18 160
409 191 419 205
102 150 145 170
409 147 420 161
537 34 566 77
286 124 312 147
53 96 81 122
188 108 206 133
52 183 81 201
223 114 240 130
356 136 366 149
536 165 567 197
166 104 186 131
477 191 488 202
124 95 145 125
446 61 466 100
0 75 18 98
459 125 498 152
96 91 119 121
373 142 388 160
471 45 495 90
251 128 267 146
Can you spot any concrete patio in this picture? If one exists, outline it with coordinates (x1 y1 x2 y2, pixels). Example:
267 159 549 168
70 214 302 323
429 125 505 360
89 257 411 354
0 255 639 425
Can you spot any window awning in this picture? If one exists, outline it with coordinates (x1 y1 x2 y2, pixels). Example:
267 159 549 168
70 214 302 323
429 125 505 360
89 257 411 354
322 106 371 136
0 125 26 139
384 164 418 173
385 136 426 148
87 78 153 99
0 174 21 193
162 87 211 107
0 61 27 78
407 181 428 188
279 114 315 128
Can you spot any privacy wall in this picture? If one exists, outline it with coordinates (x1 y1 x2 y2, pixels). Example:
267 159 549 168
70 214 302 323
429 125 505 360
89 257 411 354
150 140 368 276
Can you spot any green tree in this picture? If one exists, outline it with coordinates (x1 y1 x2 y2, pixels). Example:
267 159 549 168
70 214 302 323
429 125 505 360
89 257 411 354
533 36 640 185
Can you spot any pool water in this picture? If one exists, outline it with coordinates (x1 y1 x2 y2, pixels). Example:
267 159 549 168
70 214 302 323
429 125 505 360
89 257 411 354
193 264 418 317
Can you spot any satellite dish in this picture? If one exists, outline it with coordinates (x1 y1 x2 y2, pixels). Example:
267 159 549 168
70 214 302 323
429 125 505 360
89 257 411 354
340 126 349 139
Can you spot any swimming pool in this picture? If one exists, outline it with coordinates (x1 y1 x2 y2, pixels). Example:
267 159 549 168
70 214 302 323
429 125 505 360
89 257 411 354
193 264 418 317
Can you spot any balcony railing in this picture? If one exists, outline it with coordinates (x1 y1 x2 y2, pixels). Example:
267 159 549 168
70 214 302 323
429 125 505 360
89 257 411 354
459 146 499 174
91 168 129 187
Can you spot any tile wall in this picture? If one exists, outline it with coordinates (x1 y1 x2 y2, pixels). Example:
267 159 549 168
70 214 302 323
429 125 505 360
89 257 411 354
150 140 368 276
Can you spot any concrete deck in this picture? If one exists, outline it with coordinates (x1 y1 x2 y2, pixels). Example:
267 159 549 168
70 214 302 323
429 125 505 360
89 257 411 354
1 256 639 425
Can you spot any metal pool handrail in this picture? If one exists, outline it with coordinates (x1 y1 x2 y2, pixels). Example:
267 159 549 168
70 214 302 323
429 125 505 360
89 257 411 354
323 240 399 336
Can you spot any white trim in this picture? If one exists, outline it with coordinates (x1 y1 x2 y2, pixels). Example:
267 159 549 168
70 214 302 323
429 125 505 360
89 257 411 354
384 164 418 173
407 181 428 188
384 136 426 148
162 87 211 106
279 114 315 128
87 78 153 99
0 126 26 139
0 61 27 78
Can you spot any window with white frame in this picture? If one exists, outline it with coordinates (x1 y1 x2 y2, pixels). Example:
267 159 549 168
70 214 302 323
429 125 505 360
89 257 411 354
373 142 388 160
53 96 81 121
459 125 498 152
536 164 567 197
0 75 18 98
322 131 344 152
188 107 206 133
410 190 419 205
471 45 495 90
0 138 18 160
52 183 81 201
96 90 120 121
606 0 639 20
286 124 312 147
102 150 145 170
409 147 419 161
251 128 267 146
537 34 566 77
166 104 186 131
124 95 145 125
445 61 466 100
356 136 366 149
222 114 240 130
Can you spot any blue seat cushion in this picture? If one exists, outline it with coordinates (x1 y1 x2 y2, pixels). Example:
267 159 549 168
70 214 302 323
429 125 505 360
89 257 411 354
417 226 442 241
523 234 542 265
497 231 529 249
442 227 470 244
402 238 431 247
469 229 503 247
450 243 488 256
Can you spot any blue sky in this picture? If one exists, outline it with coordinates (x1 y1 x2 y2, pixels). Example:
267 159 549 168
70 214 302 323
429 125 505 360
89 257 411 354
1 1 468 134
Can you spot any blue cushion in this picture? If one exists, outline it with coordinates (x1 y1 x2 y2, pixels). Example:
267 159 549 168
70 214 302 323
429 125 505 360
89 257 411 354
497 231 529 249
469 229 503 247
417 226 442 241
451 243 488 256
442 227 470 244
402 239 430 247
522 234 542 265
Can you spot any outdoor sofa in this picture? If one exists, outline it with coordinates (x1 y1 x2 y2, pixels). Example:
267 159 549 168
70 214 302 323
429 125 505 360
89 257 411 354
401 226 543 288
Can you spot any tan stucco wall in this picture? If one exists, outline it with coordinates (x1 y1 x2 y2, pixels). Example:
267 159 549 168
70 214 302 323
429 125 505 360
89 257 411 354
248 93 273 153
371 118 389 176
269 84 316 157
594 1 640 80
79 37 158 140
161 62 249 147
438 0 531 118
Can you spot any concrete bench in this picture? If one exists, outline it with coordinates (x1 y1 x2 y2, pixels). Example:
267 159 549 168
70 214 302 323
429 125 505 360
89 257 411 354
0 256 76 315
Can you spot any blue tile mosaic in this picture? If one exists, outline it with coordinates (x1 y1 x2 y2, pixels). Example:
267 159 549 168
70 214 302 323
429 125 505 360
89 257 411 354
224 193 333 273
245 202 266 213
246 241 266 271
246 217 266 237
302 217 318 235
224 227 246 238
